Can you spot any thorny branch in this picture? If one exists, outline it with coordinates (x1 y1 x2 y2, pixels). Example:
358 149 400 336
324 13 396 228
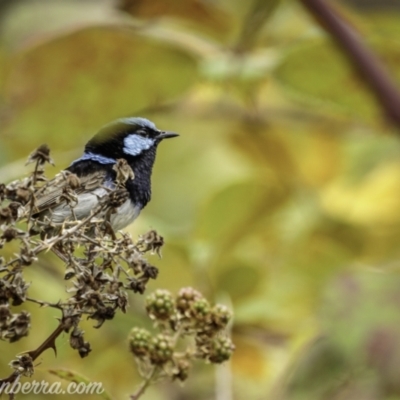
0 145 164 390
130 366 159 400
0 145 234 400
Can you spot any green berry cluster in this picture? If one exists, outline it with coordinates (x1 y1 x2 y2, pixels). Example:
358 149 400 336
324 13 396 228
128 287 234 383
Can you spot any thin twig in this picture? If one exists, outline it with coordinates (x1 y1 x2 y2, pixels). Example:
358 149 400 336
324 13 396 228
26 297 64 308
130 367 159 400
2 202 106 270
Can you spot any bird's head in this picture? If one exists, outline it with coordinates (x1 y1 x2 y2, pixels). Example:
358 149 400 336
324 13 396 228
84 117 178 161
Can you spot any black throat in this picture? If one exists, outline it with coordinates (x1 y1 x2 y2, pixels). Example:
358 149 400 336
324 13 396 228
124 147 156 208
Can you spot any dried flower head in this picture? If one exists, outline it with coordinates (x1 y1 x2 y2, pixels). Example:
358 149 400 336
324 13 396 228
113 159 134 186
26 144 54 166
9 354 34 377
137 230 164 257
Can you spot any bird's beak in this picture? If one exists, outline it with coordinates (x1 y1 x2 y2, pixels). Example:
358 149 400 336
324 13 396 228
157 131 179 140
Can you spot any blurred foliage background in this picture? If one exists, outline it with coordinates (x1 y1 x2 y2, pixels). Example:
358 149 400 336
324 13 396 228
1 0 400 399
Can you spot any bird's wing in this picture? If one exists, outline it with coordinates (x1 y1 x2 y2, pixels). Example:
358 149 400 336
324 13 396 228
31 169 109 214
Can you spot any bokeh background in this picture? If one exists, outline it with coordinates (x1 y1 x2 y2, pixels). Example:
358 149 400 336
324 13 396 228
1 0 400 399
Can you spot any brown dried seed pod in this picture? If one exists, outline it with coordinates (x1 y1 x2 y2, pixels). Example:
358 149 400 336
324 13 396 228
26 144 53 166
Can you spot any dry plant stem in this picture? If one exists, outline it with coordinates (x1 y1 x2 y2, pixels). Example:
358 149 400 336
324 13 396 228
130 367 159 400
27 322 65 360
31 159 41 186
26 159 42 225
299 0 400 127
0 323 65 385
3 204 104 270
26 297 66 308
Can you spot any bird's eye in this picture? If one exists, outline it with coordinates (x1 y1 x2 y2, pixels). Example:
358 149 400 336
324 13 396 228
136 129 148 137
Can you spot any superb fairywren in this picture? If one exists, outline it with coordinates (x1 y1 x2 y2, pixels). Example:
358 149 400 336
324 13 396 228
32 117 178 231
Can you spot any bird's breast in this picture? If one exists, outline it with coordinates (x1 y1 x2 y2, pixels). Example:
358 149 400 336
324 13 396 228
109 199 142 231
49 187 141 231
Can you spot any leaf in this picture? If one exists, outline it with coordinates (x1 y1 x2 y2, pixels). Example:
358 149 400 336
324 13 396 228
283 337 348 400
0 0 124 49
236 0 281 51
49 369 113 400
119 0 231 34
229 123 298 180
289 131 340 187
320 161 400 226
2 26 197 155
196 180 287 257
322 272 400 393
231 335 268 380
342 133 400 184
362 12 400 38
275 40 381 123
216 262 263 300
0 45 6 93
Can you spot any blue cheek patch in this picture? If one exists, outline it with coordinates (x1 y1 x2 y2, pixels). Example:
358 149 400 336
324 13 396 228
70 152 116 165
123 135 154 156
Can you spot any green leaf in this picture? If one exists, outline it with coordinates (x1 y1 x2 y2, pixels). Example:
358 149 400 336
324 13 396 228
119 0 231 35
275 40 381 122
196 180 288 259
364 12 400 38
236 0 281 51
49 369 113 400
325 272 400 358
0 0 122 49
216 262 263 300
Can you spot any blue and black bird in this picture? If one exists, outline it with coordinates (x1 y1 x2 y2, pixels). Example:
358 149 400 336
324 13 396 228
31 117 178 231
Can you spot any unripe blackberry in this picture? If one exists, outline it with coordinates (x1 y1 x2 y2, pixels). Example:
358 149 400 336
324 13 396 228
208 336 235 364
211 304 232 329
190 298 211 323
129 327 152 358
146 289 175 321
176 287 202 314
149 334 174 365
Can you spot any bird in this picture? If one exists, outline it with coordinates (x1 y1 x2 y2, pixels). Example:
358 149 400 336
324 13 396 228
30 117 178 233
